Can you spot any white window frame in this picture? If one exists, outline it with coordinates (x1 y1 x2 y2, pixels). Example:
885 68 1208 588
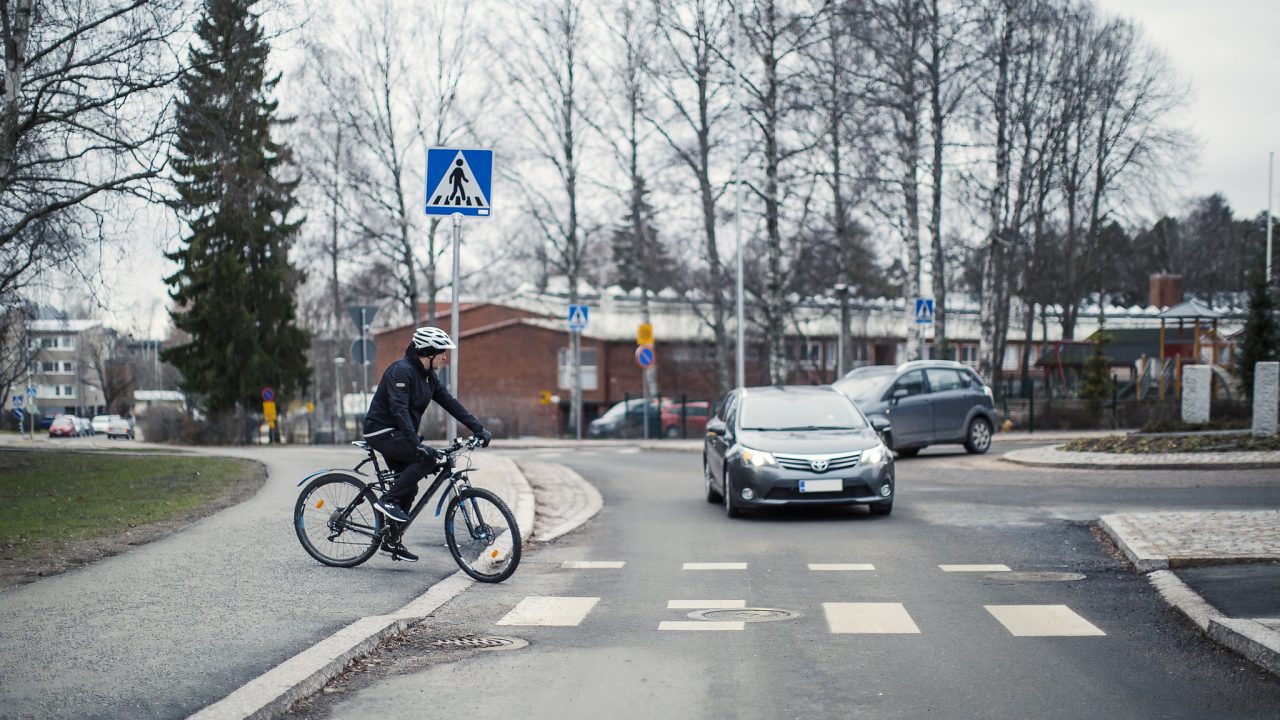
557 347 599 391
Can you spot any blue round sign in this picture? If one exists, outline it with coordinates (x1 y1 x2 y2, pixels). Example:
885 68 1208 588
635 344 655 369
262 387 274 402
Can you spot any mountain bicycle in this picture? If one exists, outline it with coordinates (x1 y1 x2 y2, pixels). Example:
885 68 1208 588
293 435 521 583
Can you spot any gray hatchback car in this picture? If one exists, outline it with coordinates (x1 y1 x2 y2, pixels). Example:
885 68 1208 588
833 360 997 457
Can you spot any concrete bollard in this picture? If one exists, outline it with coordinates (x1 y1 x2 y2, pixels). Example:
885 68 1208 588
1254 362 1279 438
1181 364 1211 424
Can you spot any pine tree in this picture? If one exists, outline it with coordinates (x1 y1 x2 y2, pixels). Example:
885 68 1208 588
162 0 310 416
1235 266 1280 401
609 185 672 293
1079 331 1114 417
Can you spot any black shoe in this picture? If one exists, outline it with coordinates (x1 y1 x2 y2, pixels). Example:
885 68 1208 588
380 541 419 562
374 498 410 523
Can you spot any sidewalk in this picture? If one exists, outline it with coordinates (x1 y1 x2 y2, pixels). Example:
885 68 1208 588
1100 511 1280 677
1004 445 1280 469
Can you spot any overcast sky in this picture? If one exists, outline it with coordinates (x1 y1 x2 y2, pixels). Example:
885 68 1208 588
1097 0 1280 216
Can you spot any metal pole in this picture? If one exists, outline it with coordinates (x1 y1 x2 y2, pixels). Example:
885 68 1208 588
360 308 370 432
735 172 745 390
1267 150 1274 282
334 356 345 443
573 328 583 440
450 213 461 440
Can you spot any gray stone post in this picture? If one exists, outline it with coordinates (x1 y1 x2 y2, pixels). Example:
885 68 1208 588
1181 365 1211 424
1253 362 1279 438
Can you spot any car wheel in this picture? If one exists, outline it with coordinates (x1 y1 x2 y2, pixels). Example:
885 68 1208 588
896 447 921 458
704 457 722 503
869 500 893 516
723 465 740 518
964 417 992 454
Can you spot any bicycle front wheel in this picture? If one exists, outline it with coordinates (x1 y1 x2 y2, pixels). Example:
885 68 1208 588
295 474 382 567
444 487 522 583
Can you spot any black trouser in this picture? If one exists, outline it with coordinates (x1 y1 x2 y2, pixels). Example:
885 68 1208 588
364 428 438 509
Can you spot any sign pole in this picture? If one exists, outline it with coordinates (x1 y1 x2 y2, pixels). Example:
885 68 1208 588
449 213 461 441
1267 150 1274 282
360 308 370 423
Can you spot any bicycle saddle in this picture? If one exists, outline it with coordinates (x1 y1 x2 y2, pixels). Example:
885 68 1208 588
351 441 371 451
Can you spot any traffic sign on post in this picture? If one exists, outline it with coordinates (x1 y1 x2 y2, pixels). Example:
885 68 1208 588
351 339 376 365
637 323 653 346
11 394 23 409
567 304 589 331
914 298 935 325
425 148 493 217
635 344 655 369
346 305 378 332
261 387 274 402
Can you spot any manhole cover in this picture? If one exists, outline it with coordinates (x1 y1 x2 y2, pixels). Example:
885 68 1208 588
988 571 1087 583
431 635 527 651
688 608 801 623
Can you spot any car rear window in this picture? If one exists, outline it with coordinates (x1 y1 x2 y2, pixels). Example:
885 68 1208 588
739 393 866 431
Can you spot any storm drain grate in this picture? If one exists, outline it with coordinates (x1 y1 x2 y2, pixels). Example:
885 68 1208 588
431 635 528 651
688 608 802 623
988 571 1087 583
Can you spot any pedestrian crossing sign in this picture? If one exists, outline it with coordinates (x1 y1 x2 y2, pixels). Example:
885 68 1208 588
425 148 492 217
914 298 935 325
567 304 589 331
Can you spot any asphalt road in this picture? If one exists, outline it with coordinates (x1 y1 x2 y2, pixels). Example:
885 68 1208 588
0 442 470 720
295 445 1280 720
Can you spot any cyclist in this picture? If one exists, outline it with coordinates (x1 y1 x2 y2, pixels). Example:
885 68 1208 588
363 326 491 561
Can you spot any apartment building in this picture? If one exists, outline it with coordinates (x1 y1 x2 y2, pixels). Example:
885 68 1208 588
28 318 108 417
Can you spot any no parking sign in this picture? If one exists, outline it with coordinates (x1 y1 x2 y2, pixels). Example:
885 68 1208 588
635 344 655 369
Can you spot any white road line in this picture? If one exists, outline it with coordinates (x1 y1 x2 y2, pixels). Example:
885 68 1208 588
658 621 745 631
939 564 1011 572
496 597 600 627
560 561 625 569
666 600 747 610
808 563 875 571
682 562 748 570
823 603 922 634
985 605 1106 637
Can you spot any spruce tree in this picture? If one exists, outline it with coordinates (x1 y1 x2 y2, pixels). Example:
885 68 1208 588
1236 267 1280 400
163 0 310 416
1079 331 1114 417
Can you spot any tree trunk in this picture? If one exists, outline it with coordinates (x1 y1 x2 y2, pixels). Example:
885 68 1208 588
927 0 947 354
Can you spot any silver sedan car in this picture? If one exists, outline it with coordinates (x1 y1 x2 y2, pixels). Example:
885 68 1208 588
703 385 895 518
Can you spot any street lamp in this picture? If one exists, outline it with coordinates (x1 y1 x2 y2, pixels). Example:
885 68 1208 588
334 356 346 443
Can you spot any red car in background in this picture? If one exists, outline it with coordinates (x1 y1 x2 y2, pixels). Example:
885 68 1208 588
662 401 710 438
48 415 78 438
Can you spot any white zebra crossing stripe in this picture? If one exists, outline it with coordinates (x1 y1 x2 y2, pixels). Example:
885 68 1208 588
666 600 746 610
808 563 875 571
682 562 748 570
659 621 745 631
985 605 1106 637
560 561 626 569
496 597 600 627
823 603 921 634
939 564 1011 572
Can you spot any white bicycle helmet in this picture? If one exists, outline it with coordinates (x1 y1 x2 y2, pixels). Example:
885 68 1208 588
411 326 457 355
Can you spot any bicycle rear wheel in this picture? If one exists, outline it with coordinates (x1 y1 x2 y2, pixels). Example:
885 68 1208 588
444 487 522 583
295 474 382 567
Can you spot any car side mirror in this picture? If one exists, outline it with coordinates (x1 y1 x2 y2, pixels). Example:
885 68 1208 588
706 418 726 436
870 416 891 436
891 387 909 403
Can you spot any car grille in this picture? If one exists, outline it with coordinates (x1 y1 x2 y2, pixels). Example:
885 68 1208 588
773 452 862 473
765 481 874 501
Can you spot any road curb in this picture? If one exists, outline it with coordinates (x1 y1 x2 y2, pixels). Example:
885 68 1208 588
1145 570 1280 678
1003 445 1280 470
189 457 544 720
1099 514 1169 572
517 461 604 543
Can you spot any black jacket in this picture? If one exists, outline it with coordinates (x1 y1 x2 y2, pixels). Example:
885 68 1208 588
363 351 483 436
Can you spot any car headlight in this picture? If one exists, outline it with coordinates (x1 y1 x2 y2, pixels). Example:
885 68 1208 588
861 444 888 465
740 447 777 467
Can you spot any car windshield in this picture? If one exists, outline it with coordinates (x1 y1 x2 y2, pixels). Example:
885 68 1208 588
835 370 896 403
52 417 74 427
739 393 866 431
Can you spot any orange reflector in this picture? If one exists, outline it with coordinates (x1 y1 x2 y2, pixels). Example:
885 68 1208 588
316 499 325 509
491 550 500 559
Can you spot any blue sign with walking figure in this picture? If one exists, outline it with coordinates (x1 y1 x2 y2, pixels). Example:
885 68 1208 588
914 298 935 325
567 304 589 331
425 148 493 217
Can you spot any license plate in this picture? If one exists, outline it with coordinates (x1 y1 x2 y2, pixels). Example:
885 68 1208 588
798 479 842 493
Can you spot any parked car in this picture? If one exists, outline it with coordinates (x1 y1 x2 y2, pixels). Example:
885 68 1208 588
587 399 668 438
703 385 895 517
92 415 114 434
48 415 78 438
662 401 710 438
104 415 135 440
834 360 997 457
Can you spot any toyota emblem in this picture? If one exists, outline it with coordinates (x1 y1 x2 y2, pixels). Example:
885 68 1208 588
810 459 829 472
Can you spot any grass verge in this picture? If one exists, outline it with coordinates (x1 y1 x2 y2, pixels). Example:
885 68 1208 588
1063 434 1280 454
0 448 264 589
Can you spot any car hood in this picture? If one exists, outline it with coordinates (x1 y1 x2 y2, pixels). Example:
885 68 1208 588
735 428 882 455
